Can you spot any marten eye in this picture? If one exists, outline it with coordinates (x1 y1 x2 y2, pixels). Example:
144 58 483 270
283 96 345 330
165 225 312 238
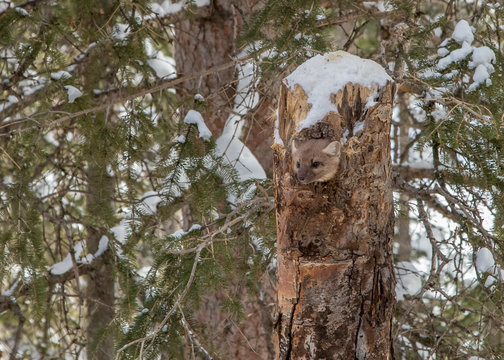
296 161 300 168
312 161 320 168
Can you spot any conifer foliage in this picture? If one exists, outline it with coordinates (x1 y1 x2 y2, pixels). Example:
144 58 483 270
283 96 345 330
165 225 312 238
1 0 504 359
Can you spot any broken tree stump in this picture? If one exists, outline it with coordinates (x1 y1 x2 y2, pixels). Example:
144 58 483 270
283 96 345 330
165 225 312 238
272 51 396 360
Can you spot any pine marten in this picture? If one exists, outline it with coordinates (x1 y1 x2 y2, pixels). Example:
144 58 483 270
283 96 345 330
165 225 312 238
291 138 341 184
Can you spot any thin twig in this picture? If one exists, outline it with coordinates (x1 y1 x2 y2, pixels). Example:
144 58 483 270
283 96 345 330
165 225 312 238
115 248 202 359
1 57 251 137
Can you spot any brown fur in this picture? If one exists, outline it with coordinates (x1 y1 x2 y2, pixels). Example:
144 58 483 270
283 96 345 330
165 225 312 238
291 138 341 184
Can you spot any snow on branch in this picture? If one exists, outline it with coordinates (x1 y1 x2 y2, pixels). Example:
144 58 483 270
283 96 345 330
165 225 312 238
436 19 495 92
215 46 266 190
150 0 210 17
49 236 109 275
183 110 212 141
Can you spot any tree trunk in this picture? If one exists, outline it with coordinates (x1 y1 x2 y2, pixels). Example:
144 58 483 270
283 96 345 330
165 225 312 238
173 1 275 358
84 123 115 360
273 52 396 359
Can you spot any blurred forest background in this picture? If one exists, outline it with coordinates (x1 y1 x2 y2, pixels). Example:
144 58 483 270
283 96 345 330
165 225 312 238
1 0 504 359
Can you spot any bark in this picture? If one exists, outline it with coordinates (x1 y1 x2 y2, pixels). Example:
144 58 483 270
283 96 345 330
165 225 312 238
85 164 115 360
273 56 396 359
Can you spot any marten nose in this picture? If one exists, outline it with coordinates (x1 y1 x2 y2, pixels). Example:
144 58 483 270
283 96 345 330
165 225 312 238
298 174 305 181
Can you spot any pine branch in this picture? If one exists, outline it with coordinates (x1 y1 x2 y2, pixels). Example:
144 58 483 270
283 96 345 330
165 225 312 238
0 56 251 137
0 295 25 360
0 0 47 18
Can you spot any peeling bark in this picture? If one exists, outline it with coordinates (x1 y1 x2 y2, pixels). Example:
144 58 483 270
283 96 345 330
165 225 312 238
273 59 396 359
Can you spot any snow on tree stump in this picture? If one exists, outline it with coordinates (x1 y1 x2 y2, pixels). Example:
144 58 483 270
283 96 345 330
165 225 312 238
272 51 396 359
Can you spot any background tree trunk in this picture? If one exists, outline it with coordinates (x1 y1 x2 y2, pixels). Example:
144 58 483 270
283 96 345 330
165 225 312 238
273 54 396 359
174 1 275 358
397 93 412 262
85 141 115 360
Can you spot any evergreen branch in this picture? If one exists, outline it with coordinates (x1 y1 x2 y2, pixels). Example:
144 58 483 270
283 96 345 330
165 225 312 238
0 295 25 360
392 200 452 340
393 165 495 190
416 197 450 264
177 304 214 359
0 146 21 170
315 9 401 28
115 247 202 360
116 196 274 358
0 56 251 137
14 264 92 298
43 212 84 298
393 172 497 242
393 165 435 181
0 0 47 18
165 196 274 254
434 185 494 240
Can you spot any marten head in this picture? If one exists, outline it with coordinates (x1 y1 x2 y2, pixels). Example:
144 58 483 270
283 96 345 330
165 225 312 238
291 138 341 184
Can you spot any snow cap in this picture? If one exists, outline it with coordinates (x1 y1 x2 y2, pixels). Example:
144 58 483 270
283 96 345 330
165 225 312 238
452 19 474 45
475 247 495 273
285 51 392 130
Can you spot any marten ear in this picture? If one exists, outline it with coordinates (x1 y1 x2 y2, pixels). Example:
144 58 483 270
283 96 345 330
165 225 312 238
291 139 298 153
322 141 340 156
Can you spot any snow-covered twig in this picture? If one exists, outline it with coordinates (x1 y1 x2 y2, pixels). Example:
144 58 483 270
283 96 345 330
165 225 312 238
1 57 251 138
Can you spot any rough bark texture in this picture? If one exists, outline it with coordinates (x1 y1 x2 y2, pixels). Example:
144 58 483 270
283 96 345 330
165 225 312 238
273 70 396 359
174 1 275 358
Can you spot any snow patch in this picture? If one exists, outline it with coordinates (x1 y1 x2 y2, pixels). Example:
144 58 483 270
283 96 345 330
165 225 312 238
436 21 495 91
469 46 496 69
215 46 266 185
95 235 109 258
451 20 474 45
285 51 391 130
138 191 163 214
15 7 29 16
437 47 449 57
395 261 423 301
111 23 130 43
273 116 284 147
1 279 21 297
437 41 472 70
362 1 393 12
111 219 131 244
168 224 202 239
153 0 210 16
64 85 83 103
475 247 495 273
484 276 496 287
49 237 109 275
467 46 495 91
51 70 72 81
184 110 212 141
